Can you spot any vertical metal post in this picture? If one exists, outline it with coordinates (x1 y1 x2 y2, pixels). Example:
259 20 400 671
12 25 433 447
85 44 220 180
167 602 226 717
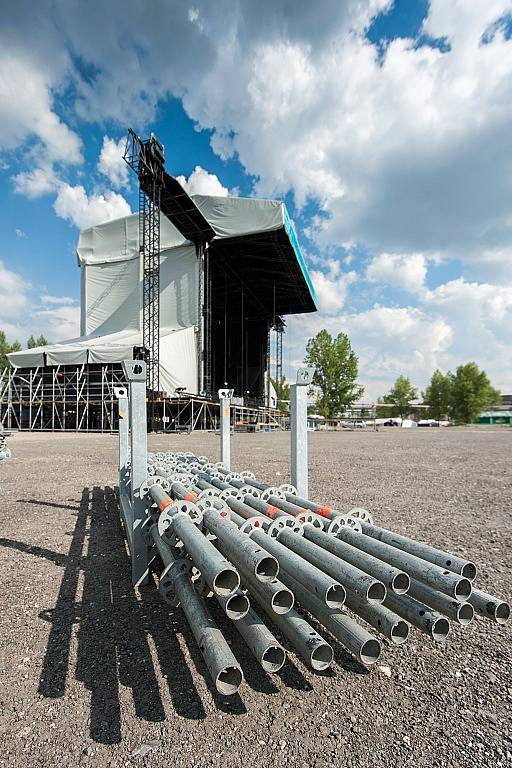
123 360 149 586
218 388 233 469
290 368 315 499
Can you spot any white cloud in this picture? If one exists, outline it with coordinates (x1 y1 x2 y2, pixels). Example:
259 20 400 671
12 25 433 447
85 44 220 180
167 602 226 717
0 260 30 322
15 228 26 238
310 261 357 313
12 165 58 198
0 48 81 164
366 252 428 293
0 260 79 344
53 183 131 229
34 305 80 340
97 136 129 188
40 294 75 306
176 165 229 196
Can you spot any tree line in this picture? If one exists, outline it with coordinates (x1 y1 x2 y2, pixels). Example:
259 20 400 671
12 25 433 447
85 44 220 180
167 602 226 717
274 329 500 425
0 331 48 371
381 366 500 423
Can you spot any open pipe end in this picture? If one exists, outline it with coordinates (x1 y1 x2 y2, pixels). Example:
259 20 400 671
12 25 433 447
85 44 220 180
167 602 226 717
225 593 250 621
255 555 279 582
457 602 474 626
271 588 295 614
261 645 286 673
310 642 334 671
359 638 381 665
494 601 511 625
325 584 346 609
454 577 472 603
390 620 410 645
461 562 477 581
216 665 243 696
392 572 410 595
213 568 240 597
431 616 450 641
367 581 387 604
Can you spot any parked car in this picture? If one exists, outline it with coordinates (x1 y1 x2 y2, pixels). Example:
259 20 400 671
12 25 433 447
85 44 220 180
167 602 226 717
418 419 439 427
383 419 400 426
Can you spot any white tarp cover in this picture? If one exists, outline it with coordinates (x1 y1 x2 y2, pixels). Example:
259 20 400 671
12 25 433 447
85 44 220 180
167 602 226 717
192 195 283 239
76 195 285 266
9 327 198 395
7 349 45 367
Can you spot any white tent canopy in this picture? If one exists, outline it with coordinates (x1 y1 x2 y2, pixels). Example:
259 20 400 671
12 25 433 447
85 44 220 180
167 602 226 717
8 194 291 396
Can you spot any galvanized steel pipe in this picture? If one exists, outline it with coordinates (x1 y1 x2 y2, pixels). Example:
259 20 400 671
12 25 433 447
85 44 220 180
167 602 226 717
336 527 472 603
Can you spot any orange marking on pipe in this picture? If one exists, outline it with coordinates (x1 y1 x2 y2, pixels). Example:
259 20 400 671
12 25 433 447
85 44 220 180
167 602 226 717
316 506 332 517
159 498 173 512
184 492 198 501
267 506 281 519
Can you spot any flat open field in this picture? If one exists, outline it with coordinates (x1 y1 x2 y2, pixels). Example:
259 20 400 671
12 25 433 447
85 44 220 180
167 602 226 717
0 428 510 768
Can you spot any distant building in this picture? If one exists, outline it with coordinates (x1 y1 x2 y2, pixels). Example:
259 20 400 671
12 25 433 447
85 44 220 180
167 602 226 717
474 410 512 425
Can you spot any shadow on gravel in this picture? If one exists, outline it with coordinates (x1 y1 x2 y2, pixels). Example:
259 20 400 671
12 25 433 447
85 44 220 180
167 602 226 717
17 498 81 511
34 485 207 744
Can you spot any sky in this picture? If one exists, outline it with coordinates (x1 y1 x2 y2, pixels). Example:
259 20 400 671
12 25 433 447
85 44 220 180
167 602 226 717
1 0 511 399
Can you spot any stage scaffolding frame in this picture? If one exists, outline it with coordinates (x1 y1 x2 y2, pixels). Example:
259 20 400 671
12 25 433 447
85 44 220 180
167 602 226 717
0 364 289 433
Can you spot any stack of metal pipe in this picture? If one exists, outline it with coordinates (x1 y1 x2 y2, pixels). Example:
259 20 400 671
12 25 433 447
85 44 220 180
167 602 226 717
133 450 509 696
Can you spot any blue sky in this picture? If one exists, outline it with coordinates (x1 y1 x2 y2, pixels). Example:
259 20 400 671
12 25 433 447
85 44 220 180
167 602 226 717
1 0 511 398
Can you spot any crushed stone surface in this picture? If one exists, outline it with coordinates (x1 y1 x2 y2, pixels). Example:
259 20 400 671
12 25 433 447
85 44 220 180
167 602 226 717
0 428 510 767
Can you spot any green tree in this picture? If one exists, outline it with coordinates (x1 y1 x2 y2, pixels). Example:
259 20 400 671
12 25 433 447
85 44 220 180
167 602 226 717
383 375 417 420
449 362 500 423
270 375 290 406
423 369 452 422
304 330 363 418
0 331 21 371
27 334 49 348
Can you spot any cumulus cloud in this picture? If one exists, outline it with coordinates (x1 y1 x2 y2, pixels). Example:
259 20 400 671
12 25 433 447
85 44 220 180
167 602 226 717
0 260 30 322
0 260 79 343
0 48 81 164
40 294 76 306
34 305 80 340
176 165 229 196
2 0 512 393
12 165 58 198
53 183 131 229
310 261 357 313
366 252 428 293
97 136 130 188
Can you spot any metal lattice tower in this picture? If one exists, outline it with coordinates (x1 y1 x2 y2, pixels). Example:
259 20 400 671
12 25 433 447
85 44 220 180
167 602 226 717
274 317 285 385
139 179 161 394
124 130 165 396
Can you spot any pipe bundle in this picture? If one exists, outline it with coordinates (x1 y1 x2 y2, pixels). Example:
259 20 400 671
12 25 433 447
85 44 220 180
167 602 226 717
133 450 509 696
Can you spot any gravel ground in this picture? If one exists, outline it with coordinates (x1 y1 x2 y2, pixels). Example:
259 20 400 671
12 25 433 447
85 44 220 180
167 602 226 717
0 427 510 768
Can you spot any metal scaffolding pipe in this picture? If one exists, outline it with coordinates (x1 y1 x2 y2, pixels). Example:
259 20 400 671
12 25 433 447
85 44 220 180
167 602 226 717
384 591 450 641
468 588 510 625
171 514 240 597
242 495 289 520
336 527 472 603
249 580 333 671
248 527 346 609
283 573 381 666
276 528 387 604
150 485 240 597
158 544 243 695
230 607 286 673
360 522 477 581
216 590 251 621
343 593 410 645
303 524 410 594
408 578 474 626
202 509 279 582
